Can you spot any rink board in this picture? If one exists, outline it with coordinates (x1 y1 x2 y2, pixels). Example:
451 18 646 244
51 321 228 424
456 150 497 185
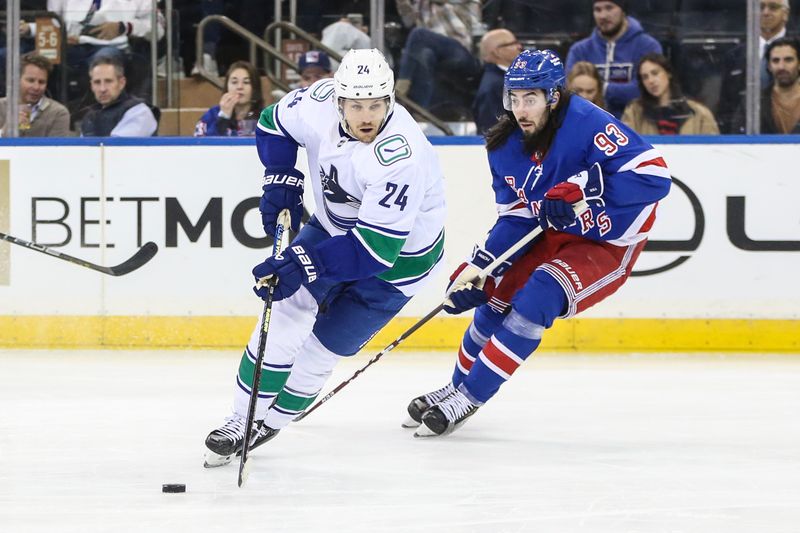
0 137 798 351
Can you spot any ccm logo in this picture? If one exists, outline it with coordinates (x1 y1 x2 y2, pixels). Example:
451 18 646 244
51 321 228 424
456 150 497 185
291 245 317 283
264 174 304 188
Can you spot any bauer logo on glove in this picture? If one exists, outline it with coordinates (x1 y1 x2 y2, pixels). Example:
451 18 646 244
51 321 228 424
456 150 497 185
263 173 304 188
252 243 324 301
290 245 318 283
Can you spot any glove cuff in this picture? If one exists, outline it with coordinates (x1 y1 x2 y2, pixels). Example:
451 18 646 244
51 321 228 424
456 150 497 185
262 168 304 192
287 243 325 284
471 246 511 278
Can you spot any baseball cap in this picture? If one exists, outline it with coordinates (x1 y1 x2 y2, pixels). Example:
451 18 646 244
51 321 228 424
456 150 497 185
298 51 332 73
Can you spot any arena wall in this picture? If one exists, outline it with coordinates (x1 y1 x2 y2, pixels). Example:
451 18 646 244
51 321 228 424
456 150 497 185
0 136 797 351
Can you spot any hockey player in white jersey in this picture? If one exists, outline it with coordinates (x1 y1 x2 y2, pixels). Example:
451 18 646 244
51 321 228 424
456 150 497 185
204 49 446 467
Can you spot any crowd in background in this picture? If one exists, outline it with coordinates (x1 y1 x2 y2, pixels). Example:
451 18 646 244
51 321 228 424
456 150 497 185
1 0 798 137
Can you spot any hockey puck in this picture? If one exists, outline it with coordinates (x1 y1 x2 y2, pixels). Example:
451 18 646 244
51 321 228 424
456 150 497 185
162 484 186 493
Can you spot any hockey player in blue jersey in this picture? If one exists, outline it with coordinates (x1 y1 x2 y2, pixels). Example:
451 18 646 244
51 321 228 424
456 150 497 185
406 49 672 437
204 49 447 466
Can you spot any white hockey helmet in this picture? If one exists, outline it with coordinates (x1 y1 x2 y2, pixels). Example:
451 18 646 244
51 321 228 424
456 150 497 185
333 48 395 133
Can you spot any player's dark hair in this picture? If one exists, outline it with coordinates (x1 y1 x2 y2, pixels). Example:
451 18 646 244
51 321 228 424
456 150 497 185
484 88 571 156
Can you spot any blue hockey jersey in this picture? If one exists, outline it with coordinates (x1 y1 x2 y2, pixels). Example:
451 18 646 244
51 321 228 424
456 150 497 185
483 95 671 261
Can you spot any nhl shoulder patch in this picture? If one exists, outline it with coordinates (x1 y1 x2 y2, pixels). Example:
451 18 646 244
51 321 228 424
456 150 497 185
375 135 412 166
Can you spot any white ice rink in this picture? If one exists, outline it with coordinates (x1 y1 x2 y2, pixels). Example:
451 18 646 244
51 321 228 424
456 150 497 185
1 349 798 533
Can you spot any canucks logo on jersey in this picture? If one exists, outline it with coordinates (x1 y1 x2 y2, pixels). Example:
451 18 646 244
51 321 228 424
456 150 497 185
320 164 361 230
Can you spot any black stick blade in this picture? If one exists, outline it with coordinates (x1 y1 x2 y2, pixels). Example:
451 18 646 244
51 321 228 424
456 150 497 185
108 242 159 276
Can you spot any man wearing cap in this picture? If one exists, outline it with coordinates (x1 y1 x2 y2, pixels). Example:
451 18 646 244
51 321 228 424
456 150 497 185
298 50 334 88
566 0 662 118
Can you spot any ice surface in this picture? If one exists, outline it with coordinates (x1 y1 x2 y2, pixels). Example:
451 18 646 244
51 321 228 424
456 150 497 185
1 349 798 533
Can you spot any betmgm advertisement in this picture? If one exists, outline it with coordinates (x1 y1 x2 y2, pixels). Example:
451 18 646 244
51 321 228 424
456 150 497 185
0 141 797 350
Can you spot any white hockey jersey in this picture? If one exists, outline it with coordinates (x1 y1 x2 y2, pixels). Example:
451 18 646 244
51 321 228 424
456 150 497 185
257 79 446 296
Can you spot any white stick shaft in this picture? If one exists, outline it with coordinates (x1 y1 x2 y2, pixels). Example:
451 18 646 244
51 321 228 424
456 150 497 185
475 199 589 280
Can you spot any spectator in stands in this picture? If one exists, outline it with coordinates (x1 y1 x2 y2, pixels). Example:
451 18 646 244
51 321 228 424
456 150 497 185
394 0 483 109
472 29 521 134
718 0 792 133
322 15 372 68
0 53 70 137
566 0 662 118
734 37 800 134
190 0 223 78
764 37 800 133
1 15 36 97
622 53 719 135
27 0 165 102
80 55 157 137
567 61 606 109
298 51 334 88
194 60 264 137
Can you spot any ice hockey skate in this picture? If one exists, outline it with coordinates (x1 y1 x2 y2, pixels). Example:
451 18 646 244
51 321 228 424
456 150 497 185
203 414 280 468
413 389 479 437
402 382 455 428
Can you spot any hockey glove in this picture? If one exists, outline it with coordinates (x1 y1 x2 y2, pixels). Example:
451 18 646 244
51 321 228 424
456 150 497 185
252 243 325 301
539 181 584 231
443 248 510 315
260 169 304 236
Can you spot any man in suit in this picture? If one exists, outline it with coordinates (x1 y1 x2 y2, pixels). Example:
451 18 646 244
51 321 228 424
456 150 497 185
472 29 522 134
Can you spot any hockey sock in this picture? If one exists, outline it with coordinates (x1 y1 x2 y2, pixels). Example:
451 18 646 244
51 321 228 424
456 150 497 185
265 334 340 429
461 270 566 404
452 305 504 387
234 346 292 418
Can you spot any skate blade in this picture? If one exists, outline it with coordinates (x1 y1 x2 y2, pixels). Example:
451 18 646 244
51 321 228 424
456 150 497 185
401 415 421 429
203 450 233 468
413 424 440 438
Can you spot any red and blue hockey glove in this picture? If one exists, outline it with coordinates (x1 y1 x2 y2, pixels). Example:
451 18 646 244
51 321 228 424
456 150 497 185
260 169 304 236
252 244 324 301
539 181 584 231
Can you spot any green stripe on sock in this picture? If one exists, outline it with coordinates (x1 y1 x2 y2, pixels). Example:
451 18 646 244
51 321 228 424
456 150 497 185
237 350 290 394
275 389 318 412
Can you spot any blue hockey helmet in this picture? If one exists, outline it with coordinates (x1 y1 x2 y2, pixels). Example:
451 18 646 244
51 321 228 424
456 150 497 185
503 49 566 110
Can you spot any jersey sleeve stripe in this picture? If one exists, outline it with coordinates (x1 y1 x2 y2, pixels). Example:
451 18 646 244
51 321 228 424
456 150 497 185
618 148 666 173
272 103 301 146
353 227 404 266
355 219 410 238
257 104 281 136
606 202 657 246
380 244 444 285
399 230 444 257
636 156 668 169
497 200 534 219
631 164 671 179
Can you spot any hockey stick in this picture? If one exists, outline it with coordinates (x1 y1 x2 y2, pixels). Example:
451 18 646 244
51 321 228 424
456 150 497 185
294 201 590 422
238 208 291 488
295 200 590 422
0 231 158 276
